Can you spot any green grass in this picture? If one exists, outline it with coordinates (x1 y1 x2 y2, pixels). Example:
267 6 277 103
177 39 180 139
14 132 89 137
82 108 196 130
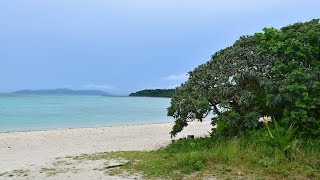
72 134 320 179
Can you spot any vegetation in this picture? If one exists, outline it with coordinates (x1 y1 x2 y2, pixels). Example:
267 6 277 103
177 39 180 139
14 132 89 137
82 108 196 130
168 19 320 138
255 19 320 137
71 134 320 179
129 89 175 98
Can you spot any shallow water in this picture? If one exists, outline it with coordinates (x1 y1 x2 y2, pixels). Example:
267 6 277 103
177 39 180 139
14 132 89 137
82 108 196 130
0 94 173 132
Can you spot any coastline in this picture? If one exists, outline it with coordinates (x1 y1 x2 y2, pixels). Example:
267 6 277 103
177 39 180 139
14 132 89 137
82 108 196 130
0 121 212 174
0 120 175 134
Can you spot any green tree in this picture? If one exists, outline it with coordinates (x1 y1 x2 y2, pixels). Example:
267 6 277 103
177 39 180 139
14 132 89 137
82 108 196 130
168 19 320 138
168 36 275 136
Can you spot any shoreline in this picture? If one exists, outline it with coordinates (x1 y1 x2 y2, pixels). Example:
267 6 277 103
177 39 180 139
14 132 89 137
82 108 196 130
0 120 176 134
0 119 211 134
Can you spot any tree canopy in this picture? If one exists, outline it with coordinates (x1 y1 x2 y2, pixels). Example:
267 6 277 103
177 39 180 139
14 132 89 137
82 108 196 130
168 19 320 138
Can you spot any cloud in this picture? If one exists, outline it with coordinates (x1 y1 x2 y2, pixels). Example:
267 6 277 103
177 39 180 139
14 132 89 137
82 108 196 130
162 73 189 81
84 83 115 90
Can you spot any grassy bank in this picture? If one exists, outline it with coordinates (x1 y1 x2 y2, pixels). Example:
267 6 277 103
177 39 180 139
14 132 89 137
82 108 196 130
73 133 320 179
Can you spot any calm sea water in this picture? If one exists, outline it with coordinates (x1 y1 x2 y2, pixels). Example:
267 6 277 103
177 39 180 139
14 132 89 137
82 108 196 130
0 94 173 132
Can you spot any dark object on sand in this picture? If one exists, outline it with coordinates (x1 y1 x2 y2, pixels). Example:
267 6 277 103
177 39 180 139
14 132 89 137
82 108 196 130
187 135 194 139
105 161 130 169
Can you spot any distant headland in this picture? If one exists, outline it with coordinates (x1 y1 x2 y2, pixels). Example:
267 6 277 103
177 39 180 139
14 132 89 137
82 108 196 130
129 89 175 98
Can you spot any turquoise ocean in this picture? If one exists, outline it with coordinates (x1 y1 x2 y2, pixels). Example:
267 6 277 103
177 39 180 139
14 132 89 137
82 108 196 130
0 94 173 132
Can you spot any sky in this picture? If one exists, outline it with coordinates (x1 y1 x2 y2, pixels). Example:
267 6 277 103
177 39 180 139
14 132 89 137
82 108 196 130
0 0 319 95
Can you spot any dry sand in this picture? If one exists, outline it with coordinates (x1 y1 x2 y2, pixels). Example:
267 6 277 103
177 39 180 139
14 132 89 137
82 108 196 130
0 121 212 179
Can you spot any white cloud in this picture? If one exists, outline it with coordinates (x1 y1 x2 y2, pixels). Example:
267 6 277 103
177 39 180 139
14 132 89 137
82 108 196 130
84 83 115 90
162 73 189 81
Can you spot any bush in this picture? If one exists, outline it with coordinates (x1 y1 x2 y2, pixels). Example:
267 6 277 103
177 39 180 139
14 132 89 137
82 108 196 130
255 19 320 137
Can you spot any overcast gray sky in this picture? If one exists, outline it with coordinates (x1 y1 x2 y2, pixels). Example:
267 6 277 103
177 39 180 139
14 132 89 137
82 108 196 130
0 0 319 94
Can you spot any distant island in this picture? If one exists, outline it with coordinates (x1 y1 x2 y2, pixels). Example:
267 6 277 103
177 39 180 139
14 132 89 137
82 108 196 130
129 89 175 98
13 88 112 96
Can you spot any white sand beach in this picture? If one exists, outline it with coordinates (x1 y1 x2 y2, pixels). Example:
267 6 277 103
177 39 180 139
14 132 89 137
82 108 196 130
0 121 212 179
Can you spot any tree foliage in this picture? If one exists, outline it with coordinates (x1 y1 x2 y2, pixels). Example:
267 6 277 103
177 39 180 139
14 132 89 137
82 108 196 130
168 35 275 136
168 19 320 138
255 19 320 137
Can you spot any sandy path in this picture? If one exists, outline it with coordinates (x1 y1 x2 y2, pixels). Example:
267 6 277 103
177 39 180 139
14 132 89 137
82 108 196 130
0 121 212 178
